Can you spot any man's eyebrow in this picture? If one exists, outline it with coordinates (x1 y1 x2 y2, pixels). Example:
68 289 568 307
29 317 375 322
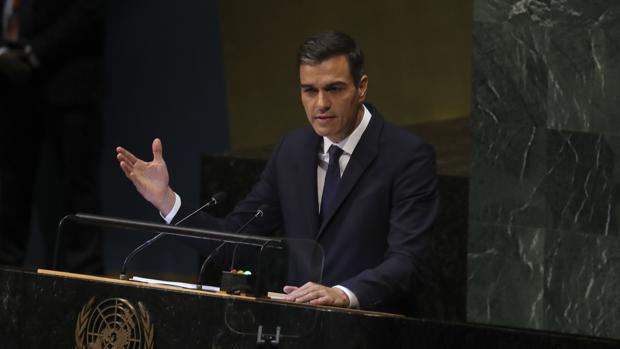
300 81 347 89
325 81 347 88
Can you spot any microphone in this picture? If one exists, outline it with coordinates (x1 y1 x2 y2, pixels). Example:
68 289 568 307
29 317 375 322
196 204 268 287
175 191 227 226
119 191 227 280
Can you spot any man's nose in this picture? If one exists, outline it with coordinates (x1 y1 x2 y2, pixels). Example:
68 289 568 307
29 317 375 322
317 91 330 111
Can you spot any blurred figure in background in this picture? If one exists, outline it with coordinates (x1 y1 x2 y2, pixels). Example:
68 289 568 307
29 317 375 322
0 0 105 274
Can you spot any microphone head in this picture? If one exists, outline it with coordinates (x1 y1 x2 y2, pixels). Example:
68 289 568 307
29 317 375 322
256 203 270 217
211 191 227 205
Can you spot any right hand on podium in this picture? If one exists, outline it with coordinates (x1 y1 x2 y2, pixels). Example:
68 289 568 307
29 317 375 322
116 138 176 216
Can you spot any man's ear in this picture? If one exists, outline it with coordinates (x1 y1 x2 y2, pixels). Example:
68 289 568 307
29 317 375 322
357 75 368 102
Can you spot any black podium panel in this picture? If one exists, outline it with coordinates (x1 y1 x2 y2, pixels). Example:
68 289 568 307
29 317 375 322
0 267 618 348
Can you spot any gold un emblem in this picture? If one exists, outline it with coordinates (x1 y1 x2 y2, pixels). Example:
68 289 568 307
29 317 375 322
75 297 154 349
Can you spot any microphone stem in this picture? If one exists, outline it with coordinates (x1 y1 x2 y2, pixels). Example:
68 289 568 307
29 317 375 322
120 196 218 279
229 209 264 270
175 198 216 226
196 209 263 286
196 242 227 287
120 233 162 279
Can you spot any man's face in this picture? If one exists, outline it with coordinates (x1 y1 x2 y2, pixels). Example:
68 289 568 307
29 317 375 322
300 55 368 143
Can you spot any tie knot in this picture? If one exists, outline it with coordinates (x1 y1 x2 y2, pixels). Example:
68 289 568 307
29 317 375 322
328 145 344 161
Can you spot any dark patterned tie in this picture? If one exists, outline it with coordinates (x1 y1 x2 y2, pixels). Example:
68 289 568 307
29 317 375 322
320 145 344 223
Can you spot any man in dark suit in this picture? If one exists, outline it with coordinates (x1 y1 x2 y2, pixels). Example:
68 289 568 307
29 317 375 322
0 0 105 273
116 32 439 314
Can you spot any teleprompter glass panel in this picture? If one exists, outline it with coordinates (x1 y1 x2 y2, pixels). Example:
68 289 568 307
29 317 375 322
223 237 324 339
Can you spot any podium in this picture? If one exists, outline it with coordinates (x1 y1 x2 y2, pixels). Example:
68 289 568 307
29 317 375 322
1 267 618 348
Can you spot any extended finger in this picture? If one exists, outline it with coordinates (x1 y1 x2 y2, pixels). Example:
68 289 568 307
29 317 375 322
119 161 133 178
294 289 326 303
283 287 310 301
116 153 137 169
116 146 139 165
285 283 316 298
283 285 298 294
290 286 325 303
117 154 135 171
283 281 323 302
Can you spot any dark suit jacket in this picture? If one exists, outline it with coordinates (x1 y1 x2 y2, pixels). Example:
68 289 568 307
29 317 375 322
178 105 440 315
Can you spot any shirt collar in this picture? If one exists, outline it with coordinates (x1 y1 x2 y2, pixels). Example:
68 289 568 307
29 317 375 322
322 105 372 155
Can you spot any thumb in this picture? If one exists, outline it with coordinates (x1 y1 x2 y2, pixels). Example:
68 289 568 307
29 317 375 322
152 138 164 162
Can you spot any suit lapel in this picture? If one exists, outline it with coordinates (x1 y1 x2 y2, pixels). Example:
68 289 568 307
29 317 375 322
316 108 384 239
297 131 321 239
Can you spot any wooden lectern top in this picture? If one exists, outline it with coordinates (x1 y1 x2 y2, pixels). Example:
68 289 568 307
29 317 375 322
36 269 403 319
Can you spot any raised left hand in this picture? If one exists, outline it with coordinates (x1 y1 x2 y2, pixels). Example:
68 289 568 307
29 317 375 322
283 282 349 307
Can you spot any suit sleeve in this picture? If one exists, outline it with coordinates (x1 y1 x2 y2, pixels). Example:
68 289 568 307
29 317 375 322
339 143 440 310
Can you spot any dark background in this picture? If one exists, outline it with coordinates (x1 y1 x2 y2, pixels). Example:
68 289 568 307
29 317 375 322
25 0 230 278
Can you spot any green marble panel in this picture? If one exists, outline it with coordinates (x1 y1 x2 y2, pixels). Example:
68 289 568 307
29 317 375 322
467 222 545 329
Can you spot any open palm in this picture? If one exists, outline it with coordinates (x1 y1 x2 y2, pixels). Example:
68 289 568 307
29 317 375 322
116 138 175 214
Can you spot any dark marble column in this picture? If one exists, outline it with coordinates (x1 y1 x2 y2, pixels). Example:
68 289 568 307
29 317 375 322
468 0 620 339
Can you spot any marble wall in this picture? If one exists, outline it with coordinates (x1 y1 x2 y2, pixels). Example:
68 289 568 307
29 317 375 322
468 0 620 339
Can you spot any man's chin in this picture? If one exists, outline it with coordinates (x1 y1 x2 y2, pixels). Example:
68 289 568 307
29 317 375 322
310 124 330 137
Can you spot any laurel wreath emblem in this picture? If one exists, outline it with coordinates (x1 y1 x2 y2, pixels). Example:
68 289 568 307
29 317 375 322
75 297 95 349
139 302 155 349
75 297 154 349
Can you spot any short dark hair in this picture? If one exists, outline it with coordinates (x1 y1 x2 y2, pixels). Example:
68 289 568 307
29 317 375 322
297 31 365 85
